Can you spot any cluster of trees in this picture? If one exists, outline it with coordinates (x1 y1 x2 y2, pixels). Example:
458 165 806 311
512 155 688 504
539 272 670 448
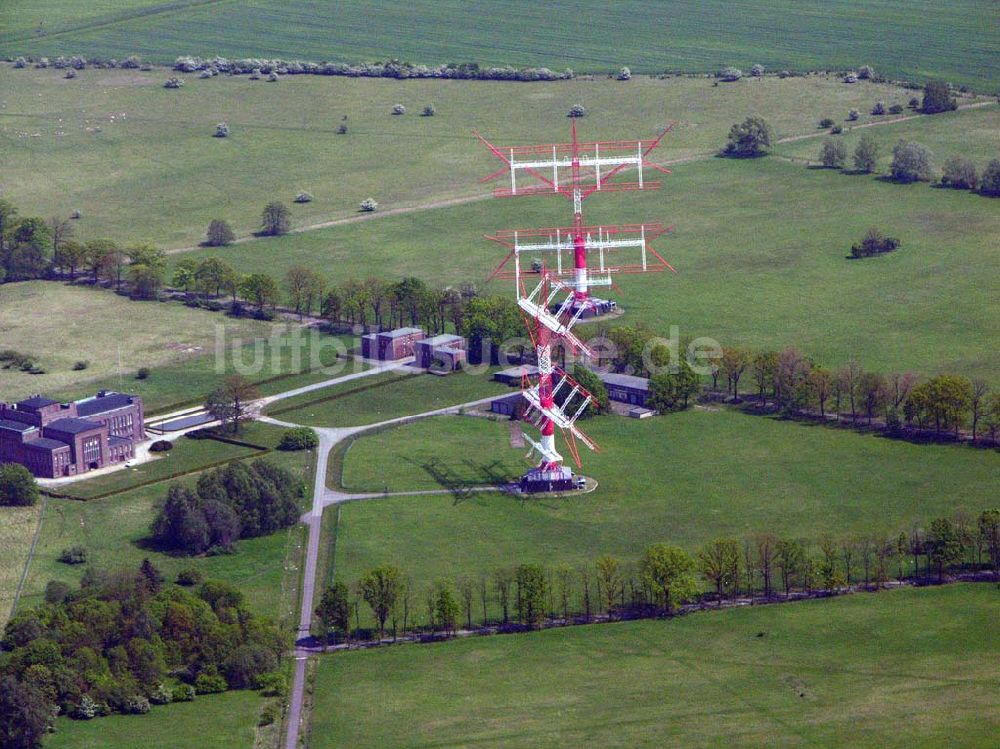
722 116 774 157
717 345 1000 441
172 56 573 81
317 508 999 643
0 464 38 507
0 197 167 298
0 564 287 748
150 459 303 555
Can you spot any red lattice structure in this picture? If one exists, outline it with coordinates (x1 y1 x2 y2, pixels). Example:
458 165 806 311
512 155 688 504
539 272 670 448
477 121 676 491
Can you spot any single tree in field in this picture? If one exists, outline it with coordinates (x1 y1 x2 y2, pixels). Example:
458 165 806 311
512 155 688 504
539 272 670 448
720 346 752 399
514 564 547 628
921 80 957 114
774 538 804 596
807 367 833 417
595 554 622 616
195 257 235 297
853 134 879 173
978 159 1000 197
206 219 235 246
890 140 934 183
434 582 461 636
819 138 847 168
722 116 774 158
0 463 39 506
925 518 963 581
360 565 403 641
206 375 260 433
940 155 978 189
260 202 291 236
172 258 198 295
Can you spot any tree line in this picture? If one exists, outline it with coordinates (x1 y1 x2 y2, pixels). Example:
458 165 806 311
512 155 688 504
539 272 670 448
314 508 1000 643
0 562 289 749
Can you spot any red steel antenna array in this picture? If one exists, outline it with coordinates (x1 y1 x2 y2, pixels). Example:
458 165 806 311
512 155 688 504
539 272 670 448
477 121 676 489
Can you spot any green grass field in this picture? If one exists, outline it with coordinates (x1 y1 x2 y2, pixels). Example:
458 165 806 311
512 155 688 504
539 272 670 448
332 411 1000 593
45 688 265 749
0 503 44 629
15 423 312 622
269 368 507 428
0 281 274 402
311 584 999 748
0 67 947 246
2 0 998 90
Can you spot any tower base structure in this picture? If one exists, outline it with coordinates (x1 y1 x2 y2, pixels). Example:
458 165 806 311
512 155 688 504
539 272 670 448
519 465 584 493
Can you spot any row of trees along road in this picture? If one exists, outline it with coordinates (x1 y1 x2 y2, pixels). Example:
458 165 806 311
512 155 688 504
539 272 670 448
315 508 999 643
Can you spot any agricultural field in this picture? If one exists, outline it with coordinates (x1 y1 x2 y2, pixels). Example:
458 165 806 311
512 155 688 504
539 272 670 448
332 411 1000 594
2 0 998 90
13 422 313 622
268 368 507 427
311 584 1000 748
45 688 266 749
0 66 961 246
0 280 274 402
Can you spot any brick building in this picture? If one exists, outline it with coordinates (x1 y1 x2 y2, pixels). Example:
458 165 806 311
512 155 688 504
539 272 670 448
414 334 467 372
0 391 145 478
361 327 425 361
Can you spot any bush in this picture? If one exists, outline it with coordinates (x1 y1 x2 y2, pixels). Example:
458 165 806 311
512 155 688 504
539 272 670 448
164 77 183 89
830 125 843 135
847 109 859 121
722 116 774 158
65 69 77 79
267 72 279 82
872 101 886 115
195 673 228 694
979 159 1000 197
0 463 39 507
256 671 288 697
149 440 173 452
123 695 151 714
136 367 150 380
277 427 319 451
44 580 71 604
940 155 978 189
13 57 26 69
819 138 847 168
173 684 196 702
74 694 99 720
359 198 378 212
851 227 901 258
888 104 904 115
818 117 835 129
59 546 88 565
336 122 348 134
261 201 291 236
717 66 742 82
214 122 229 138
422 104 436 116
750 64 764 77
72 360 89 371
890 140 934 182
176 567 204 586
617 66 632 81
149 684 173 705
921 80 957 114
391 103 406 115
294 191 313 203
908 97 920 108
250 68 261 80
568 104 586 117
858 65 875 80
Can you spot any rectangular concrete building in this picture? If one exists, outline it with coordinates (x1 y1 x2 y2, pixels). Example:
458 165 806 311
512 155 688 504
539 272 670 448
361 327 425 361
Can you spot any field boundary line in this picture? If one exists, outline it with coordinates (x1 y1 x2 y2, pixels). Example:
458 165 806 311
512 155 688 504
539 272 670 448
9 493 48 622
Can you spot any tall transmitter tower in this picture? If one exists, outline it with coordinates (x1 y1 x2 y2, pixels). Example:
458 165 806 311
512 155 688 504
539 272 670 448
477 120 676 491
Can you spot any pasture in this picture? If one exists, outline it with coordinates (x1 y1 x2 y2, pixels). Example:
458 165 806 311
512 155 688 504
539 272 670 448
332 411 1000 592
0 503 43 629
0 66 941 246
0 281 272 403
2 0 998 90
310 584 1000 748
183 149 1000 384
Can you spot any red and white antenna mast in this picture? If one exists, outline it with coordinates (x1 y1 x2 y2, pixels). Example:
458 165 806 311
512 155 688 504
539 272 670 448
477 120 676 490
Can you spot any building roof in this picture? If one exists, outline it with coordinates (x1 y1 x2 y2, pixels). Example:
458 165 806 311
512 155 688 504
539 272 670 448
24 437 70 452
16 396 58 410
0 418 35 433
598 372 650 391
380 327 423 339
75 392 136 417
494 365 539 379
45 417 105 435
417 334 464 347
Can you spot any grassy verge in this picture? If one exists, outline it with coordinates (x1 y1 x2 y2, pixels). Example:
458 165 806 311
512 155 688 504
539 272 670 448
309 584 999 748
0 502 44 628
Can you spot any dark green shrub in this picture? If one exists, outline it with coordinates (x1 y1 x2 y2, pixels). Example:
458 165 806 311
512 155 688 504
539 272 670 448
58 546 88 565
149 440 173 452
136 367 150 380
277 427 319 451
176 568 204 586
195 673 228 694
